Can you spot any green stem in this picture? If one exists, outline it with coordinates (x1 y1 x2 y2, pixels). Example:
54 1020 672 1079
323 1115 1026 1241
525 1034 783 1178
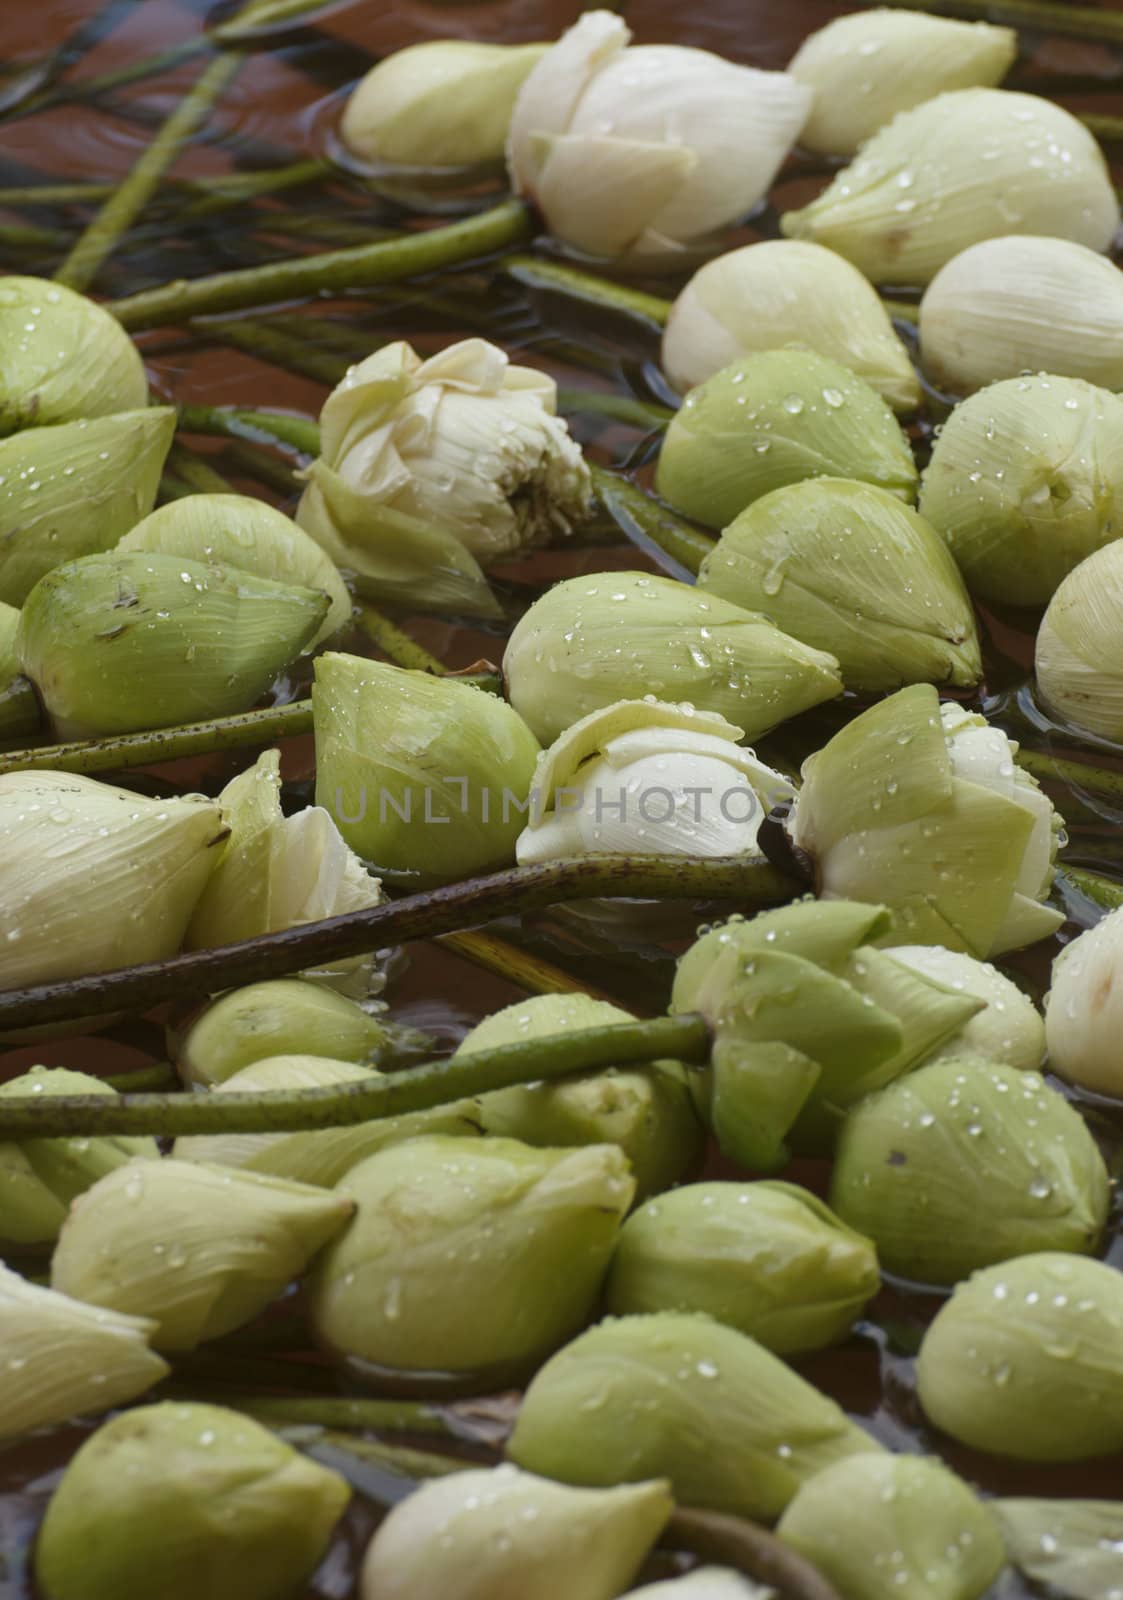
881 297 920 324
54 51 245 292
210 0 337 40
0 221 69 249
0 856 794 1033
356 606 450 676
105 1062 179 1093
314 1434 469 1483
220 439 302 497
0 182 117 204
185 159 331 217
669 1508 846 1600
0 1015 711 1136
109 201 535 330
0 700 314 778
502 255 671 327
875 0 1123 43
166 443 238 496
591 466 717 576
159 474 196 503
1056 866 1123 912
177 405 321 455
558 387 673 431
182 1394 457 1435
438 929 619 1004
194 317 349 386
17 40 209 121
1081 114 1123 142
1016 749 1123 808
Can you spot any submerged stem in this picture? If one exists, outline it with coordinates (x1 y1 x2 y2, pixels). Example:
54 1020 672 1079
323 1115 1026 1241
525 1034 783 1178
502 255 671 327
876 0 1123 43
177 405 321 455
438 929 621 1004
1055 866 1123 913
591 466 716 577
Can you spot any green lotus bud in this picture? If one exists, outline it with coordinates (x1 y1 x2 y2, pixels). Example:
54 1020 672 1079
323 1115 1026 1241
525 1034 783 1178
185 750 383 978
17 551 329 738
777 1453 1005 1600
516 699 796 865
174 1054 481 1186
0 770 224 990
504 571 842 747
508 1311 880 1520
993 1499 1123 1600
698 479 979 693
297 339 590 617
309 1135 633 1379
916 1252 1123 1460
606 1181 879 1354
670 899 983 1169
661 240 920 411
455 993 704 1201
1036 541 1123 740
35 1401 350 1600
359 1464 671 1600
0 1265 167 1439
884 944 1044 1070
919 236 1123 396
0 598 40 741
656 351 917 530
175 978 388 1087
918 375 1123 606
789 11 1016 156
119 492 351 646
781 90 1120 287
313 651 540 881
341 41 547 171
631 1575 774 1600
789 685 1064 957
507 12 811 262
51 1158 353 1350
830 1056 1109 1286
0 408 173 605
1044 904 1123 1096
0 1067 158 1249
0 276 147 434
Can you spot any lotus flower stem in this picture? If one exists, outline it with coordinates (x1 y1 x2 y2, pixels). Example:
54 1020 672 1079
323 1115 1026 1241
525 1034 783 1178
13 40 209 121
185 159 330 217
0 181 118 203
158 473 196 503
0 856 794 1033
0 1014 711 1137
0 220 69 249
438 929 621 1004
669 1507 854 1600
1082 113 1123 141
108 200 534 330
210 0 338 40
877 0 1123 45
356 606 451 677
193 316 350 386
105 1062 179 1093
315 1433 471 1484
182 1393 469 1437
557 387 674 431
177 405 321 456
590 466 716 576
221 439 301 497
1016 749 1123 808
1056 865 1123 912
501 254 672 327
881 297 920 324
165 443 238 497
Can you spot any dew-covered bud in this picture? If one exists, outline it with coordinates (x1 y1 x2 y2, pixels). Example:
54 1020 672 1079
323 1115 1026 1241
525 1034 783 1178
0 276 147 434
310 1135 633 1381
174 979 389 1087
993 1498 1123 1600
34 1401 350 1600
359 1464 671 1600
1035 542 1123 743
508 1311 880 1520
916 1253 1123 1460
777 1453 1005 1600
655 351 917 530
1044 904 1123 1097
606 1180 879 1354
883 944 1043 1070
51 1159 354 1350
830 1056 1109 1285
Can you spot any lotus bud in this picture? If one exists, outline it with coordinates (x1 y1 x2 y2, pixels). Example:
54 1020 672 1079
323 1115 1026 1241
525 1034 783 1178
630 1575 775 1599
0 770 225 990
0 599 39 741
0 408 174 605
918 375 1123 607
789 10 1016 156
916 1252 1123 1460
606 1180 879 1354
175 978 388 1087
656 351 918 531
0 276 147 434
359 1464 671 1600
454 992 704 1201
830 1056 1109 1286
781 89 1120 287
661 240 920 411
17 551 329 738
34 1401 350 1600
883 944 1044 1070
119 492 351 646
670 899 984 1168
174 1054 482 1186
0 1265 168 1439
341 41 547 171
1036 542 1123 741
504 571 842 747
994 1499 1123 1600
919 236 1123 396
698 479 980 693
777 1453 1006 1600
516 699 796 865
508 1311 880 1520
309 1135 633 1380
296 338 590 618
1044 904 1123 1096
0 1067 158 1249
789 686 1064 957
507 12 811 262
51 1158 354 1350
313 651 541 881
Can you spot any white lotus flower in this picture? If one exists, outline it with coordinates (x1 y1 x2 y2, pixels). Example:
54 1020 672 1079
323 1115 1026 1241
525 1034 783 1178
1044 906 1123 1097
507 11 812 261
516 699 795 864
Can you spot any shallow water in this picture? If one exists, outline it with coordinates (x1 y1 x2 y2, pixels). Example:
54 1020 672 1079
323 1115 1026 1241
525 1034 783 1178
0 0 1122 1594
